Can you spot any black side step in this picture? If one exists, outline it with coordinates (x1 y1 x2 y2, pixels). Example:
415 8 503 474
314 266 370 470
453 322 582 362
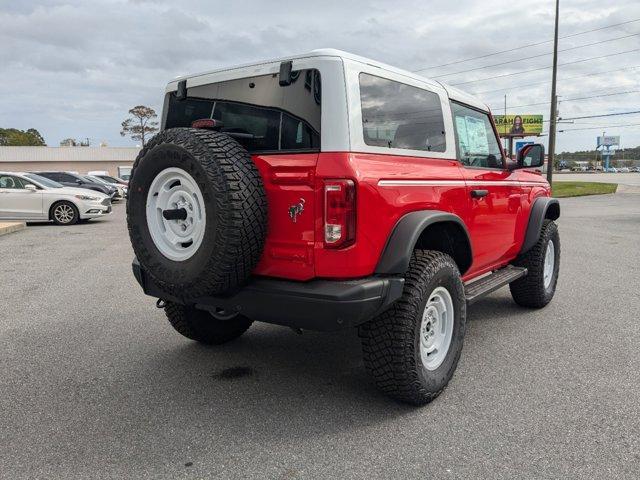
464 266 527 304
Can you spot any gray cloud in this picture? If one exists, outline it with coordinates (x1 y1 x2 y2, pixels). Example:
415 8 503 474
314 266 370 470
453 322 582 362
1 0 639 151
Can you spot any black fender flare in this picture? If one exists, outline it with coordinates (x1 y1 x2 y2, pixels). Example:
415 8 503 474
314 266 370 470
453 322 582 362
375 210 472 275
520 197 560 254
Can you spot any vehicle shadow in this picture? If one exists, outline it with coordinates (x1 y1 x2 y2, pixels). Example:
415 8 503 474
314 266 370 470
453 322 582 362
130 322 418 440
127 294 530 441
467 295 535 322
26 219 107 227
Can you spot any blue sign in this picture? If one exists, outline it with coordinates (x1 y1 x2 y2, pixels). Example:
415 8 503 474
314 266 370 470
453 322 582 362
515 141 534 153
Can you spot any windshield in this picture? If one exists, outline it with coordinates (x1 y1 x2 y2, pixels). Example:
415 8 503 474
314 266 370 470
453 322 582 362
24 173 63 188
86 175 109 185
101 175 122 183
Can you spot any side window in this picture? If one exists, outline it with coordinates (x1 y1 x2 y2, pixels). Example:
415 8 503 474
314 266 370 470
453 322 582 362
0 175 24 189
58 173 77 182
43 172 61 181
359 73 446 152
451 102 503 169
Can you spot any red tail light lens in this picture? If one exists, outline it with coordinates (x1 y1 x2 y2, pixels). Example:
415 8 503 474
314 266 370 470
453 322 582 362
324 179 356 249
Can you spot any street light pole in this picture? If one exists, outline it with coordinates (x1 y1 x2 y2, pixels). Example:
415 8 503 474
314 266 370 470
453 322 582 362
547 0 560 184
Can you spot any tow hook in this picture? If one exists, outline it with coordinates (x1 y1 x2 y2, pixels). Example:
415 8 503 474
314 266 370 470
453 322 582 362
156 298 166 309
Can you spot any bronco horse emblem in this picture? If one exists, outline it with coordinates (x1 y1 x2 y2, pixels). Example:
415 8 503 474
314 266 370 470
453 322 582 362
288 198 305 223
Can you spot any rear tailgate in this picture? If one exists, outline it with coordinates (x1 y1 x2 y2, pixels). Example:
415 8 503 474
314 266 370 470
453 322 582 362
252 153 319 280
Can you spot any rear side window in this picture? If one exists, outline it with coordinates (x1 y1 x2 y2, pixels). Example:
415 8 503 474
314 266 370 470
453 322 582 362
359 73 446 152
451 102 503 169
165 69 321 153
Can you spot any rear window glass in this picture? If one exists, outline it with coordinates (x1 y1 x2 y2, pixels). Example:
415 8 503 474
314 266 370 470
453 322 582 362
359 73 446 152
165 69 321 153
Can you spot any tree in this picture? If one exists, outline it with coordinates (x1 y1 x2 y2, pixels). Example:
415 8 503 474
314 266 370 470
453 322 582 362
26 128 46 145
59 137 91 147
120 105 159 147
60 138 78 147
0 128 46 146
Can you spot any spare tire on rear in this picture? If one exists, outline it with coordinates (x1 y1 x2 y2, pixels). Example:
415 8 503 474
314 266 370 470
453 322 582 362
127 128 267 300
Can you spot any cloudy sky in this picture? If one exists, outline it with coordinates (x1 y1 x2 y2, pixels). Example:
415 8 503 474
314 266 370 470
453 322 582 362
1 0 639 153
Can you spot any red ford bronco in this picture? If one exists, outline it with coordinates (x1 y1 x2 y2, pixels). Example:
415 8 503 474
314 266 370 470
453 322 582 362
128 49 560 405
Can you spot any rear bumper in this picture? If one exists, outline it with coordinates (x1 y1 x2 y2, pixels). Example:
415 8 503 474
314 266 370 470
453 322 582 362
132 258 404 331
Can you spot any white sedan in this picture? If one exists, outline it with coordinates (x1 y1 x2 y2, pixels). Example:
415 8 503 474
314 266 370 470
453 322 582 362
0 172 112 225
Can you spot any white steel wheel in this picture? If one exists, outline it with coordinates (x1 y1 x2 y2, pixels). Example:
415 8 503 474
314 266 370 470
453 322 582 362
146 167 206 262
419 286 455 371
53 203 76 224
543 240 555 289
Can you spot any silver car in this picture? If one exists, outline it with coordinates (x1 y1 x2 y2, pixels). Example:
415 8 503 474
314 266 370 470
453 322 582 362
0 172 111 225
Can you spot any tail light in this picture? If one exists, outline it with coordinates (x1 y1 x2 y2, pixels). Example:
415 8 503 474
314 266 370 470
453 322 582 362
323 179 356 249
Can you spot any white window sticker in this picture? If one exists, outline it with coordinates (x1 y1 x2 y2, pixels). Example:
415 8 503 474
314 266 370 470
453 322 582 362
464 116 489 154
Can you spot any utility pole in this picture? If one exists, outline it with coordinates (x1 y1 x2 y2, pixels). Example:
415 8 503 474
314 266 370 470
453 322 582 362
547 0 560 184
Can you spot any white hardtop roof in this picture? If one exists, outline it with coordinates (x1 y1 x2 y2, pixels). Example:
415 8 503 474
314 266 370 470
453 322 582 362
171 48 489 112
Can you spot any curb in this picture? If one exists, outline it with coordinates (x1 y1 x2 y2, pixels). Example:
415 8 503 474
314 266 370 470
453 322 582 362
0 222 27 237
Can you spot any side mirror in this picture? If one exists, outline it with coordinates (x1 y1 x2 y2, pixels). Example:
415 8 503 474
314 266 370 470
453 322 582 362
76 179 83 184
514 143 545 170
25 184 37 192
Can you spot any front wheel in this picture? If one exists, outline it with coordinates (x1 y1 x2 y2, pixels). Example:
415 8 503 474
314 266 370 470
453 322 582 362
51 201 79 225
164 301 253 345
359 250 467 406
509 219 560 308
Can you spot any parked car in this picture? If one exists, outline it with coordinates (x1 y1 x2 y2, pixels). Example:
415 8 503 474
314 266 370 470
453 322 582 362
0 172 111 225
34 171 117 198
127 49 560 405
117 166 132 181
87 171 129 186
83 175 126 199
618 167 630 173
87 173 129 196
630 166 640 172
606 167 618 173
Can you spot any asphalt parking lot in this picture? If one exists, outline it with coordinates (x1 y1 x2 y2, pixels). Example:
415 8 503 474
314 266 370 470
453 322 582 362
1 194 639 479
555 172 640 189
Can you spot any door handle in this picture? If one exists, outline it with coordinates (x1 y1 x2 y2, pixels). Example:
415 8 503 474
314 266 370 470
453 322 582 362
470 189 489 199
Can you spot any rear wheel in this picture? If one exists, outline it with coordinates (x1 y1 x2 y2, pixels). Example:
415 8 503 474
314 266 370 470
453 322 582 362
509 219 560 308
164 301 253 345
51 201 79 225
359 250 466 405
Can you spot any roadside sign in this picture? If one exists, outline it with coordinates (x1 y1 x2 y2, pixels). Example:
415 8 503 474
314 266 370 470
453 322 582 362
493 114 544 137
597 136 620 147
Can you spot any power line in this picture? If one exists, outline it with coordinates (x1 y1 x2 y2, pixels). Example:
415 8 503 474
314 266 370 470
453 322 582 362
558 122 640 132
489 89 640 110
431 32 640 78
414 17 640 72
450 48 640 86
473 64 640 95
560 110 640 121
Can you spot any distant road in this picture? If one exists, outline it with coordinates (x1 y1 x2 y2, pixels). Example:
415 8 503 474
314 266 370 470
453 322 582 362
554 172 640 187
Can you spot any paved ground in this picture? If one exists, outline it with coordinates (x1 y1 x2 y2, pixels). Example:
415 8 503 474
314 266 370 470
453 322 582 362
1 194 639 479
555 172 640 187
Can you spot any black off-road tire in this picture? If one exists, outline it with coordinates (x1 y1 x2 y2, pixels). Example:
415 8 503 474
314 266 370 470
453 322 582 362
164 301 253 345
359 250 467 406
50 201 79 225
509 219 560 308
127 128 267 300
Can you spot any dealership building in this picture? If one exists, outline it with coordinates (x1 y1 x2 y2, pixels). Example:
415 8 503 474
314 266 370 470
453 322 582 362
0 146 140 178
